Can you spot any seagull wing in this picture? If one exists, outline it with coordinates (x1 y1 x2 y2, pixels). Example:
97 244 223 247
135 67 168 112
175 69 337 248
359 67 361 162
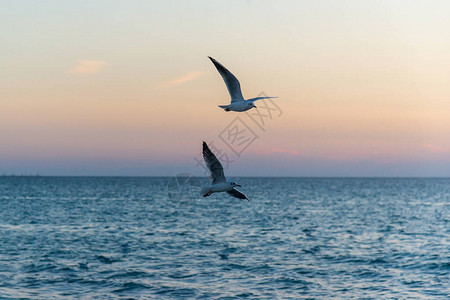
208 56 245 103
247 96 278 102
202 141 226 184
227 189 251 201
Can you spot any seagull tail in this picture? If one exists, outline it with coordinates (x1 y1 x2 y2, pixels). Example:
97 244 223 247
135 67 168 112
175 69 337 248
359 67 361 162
201 187 211 197
218 105 231 112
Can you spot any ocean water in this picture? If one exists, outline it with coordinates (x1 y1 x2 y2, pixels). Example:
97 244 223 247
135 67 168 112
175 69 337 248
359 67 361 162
0 177 449 299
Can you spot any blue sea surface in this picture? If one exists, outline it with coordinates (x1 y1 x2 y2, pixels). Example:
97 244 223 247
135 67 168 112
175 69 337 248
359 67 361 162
0 177 449 299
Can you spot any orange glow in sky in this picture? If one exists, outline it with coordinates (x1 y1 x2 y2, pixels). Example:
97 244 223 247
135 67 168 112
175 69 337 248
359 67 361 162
1 1 449 176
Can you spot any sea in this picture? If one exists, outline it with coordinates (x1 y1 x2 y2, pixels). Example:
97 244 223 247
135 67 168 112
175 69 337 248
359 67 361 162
0 176 448 299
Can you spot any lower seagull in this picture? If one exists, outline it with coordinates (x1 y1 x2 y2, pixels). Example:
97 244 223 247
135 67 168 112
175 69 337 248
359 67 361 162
201 141 250 201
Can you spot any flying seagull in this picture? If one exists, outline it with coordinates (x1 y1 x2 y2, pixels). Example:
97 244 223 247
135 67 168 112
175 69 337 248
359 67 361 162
208 56 278 112
201 141 250 201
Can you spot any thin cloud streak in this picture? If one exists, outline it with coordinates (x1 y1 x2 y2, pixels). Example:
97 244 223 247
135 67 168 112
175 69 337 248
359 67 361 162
68 60 108 74
423 143 448 154
160 71 204 88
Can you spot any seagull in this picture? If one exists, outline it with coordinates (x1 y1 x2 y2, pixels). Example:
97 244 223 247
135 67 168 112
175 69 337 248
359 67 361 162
208 56 278 112
201 141 250 201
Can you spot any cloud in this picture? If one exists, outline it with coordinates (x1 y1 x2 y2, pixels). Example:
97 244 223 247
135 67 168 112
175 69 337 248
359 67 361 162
256 147 301 156
270 147 301 155
423 143 447 154
161 71 204 88
68 60 108 74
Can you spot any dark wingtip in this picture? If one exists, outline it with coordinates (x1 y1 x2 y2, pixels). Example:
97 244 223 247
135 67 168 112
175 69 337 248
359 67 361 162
208 57 217 65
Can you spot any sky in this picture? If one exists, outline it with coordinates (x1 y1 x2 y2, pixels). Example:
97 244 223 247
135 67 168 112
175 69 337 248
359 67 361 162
1 0 449 176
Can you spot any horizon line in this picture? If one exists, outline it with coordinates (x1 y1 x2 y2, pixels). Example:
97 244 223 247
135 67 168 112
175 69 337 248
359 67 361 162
1 175 449 179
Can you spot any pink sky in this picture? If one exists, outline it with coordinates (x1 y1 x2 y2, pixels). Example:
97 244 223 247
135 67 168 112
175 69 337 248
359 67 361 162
1 1 449 176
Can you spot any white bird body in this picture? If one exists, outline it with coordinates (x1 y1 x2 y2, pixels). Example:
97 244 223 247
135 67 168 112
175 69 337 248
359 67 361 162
208 56 277 112
202 181 237 195
220 101 254 112
201 141 250 201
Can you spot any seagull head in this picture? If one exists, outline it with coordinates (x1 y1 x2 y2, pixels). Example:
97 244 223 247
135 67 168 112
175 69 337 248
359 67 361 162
230 181 241 187
248 102 257 109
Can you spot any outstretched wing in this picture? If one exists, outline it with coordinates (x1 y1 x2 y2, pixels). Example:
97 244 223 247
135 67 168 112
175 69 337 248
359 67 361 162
202 141 226 184
247 96 278 102
227 188 251 201
208 56 245 103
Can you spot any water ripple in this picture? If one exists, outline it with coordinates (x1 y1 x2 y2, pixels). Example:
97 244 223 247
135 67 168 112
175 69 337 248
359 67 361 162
0 177 449 298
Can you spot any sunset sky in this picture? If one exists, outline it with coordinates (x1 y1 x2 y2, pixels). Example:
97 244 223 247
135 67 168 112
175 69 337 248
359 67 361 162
1 1 449 176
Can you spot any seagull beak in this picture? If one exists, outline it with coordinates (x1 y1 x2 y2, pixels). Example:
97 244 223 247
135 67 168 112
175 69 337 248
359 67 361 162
254 105 257 108
236 184 241 187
